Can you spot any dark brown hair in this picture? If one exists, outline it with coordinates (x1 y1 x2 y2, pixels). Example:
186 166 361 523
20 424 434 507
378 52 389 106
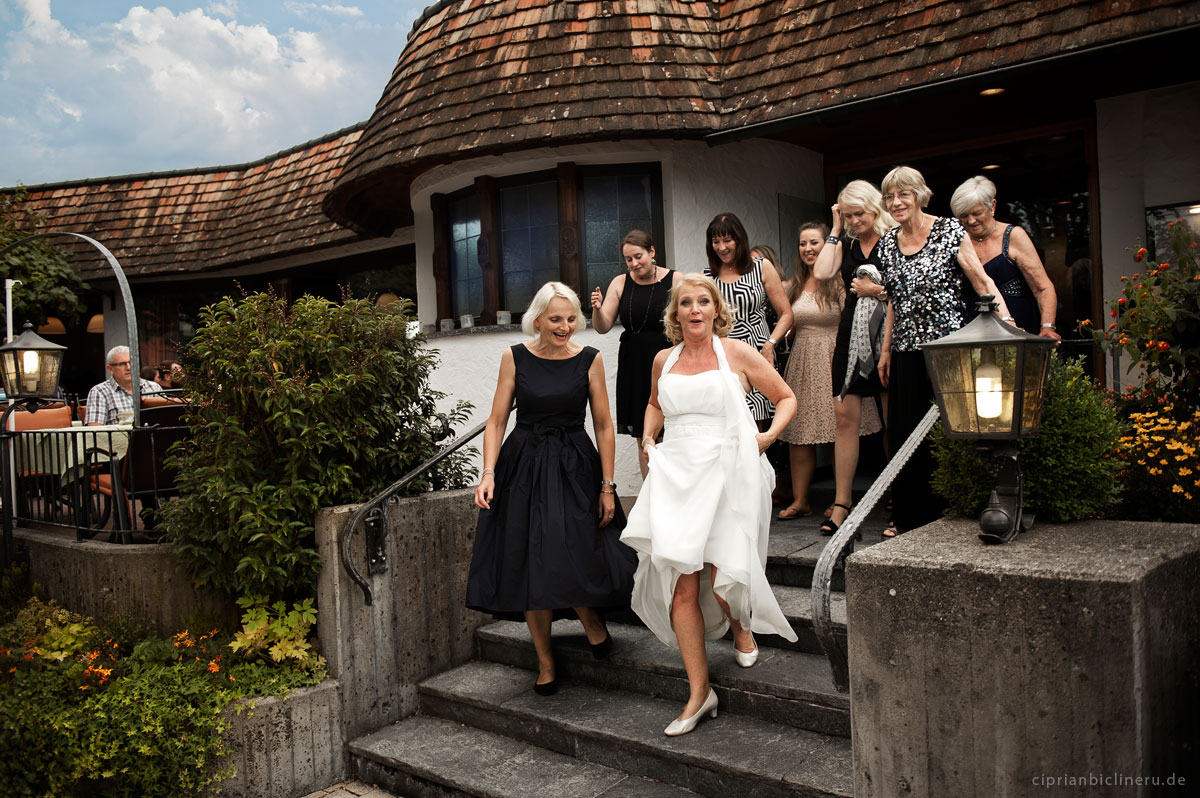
705 213 752 276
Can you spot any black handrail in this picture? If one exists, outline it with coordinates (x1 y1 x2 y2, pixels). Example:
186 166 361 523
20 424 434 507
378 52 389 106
338 414 489 605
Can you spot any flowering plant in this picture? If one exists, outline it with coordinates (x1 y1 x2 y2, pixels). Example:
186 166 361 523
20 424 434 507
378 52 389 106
1112 402 1199 521
1088 220 1200 413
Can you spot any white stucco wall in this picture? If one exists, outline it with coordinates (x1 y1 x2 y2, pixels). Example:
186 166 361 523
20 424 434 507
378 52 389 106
412 136 825 492
1096 80 1200 387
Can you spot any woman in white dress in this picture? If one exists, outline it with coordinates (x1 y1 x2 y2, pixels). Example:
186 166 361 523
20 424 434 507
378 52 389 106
621 273 798 737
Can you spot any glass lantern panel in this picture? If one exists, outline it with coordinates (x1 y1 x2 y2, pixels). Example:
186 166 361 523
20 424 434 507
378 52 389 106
1020 348 1052 433
0 350 19 398
927 349 978 434
975 344 1017 435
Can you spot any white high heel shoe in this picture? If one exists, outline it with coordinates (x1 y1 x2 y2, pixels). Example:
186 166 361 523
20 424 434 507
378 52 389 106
664 688 718 737
734 635 759 668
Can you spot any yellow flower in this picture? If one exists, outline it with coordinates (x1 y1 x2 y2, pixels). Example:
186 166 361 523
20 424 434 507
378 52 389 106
1173 484 1184 493
1181 468 1194 476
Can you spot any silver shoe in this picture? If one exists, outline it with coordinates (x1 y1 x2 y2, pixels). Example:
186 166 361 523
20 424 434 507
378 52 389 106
664 688 718 736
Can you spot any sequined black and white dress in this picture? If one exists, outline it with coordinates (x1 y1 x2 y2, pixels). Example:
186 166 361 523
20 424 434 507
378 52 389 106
715 257 773 421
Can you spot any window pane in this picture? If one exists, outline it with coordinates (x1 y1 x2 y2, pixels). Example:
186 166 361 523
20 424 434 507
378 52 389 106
581 168 663 296
449 192 482 319
500 181 558 312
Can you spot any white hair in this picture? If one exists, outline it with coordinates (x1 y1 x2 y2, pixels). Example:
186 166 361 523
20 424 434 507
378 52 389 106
521 281 583 337
106 345 130 366
881 165 933 208
950 175 998 218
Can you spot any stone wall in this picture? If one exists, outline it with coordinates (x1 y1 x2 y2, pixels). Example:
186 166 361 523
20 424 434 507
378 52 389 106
315 488 485 742
15 528 237 635
846 518 1200 797
220 680 345 798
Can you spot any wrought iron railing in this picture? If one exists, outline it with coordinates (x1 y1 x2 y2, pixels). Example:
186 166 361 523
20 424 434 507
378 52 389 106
809 404 941 693
339 415 489 606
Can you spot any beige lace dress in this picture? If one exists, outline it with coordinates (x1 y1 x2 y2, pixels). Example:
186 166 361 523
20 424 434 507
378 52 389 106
780 291 881 445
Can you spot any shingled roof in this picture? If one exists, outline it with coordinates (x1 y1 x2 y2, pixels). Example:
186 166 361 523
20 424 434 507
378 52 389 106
325 0 1200 235
13 125 366 282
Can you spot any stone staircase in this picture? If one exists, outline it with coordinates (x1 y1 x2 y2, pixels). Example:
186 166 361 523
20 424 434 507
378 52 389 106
347 500 887 798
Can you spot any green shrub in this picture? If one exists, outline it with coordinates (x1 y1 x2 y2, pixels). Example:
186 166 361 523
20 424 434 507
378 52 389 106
160 291 473 602
0 597 326 797
932 355 1125 522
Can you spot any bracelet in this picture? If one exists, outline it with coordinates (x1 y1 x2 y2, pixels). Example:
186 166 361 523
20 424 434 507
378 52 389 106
766 337 777 346
1001 316 1015 322
1041 322 1056 330
482 467 495 476
601 479 616 488
600 489 615 495
826 235 840 245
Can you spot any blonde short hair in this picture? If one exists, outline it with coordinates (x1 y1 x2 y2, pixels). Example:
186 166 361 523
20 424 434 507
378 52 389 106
950 175 998 218
881 166 933 209
522 281 583 337
837 179 896 238
661 272 734 345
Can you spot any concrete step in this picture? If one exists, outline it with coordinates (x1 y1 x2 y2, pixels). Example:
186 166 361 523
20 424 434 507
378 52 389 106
767 513 889 590
351 715 700 798
477 619 850 737
418 660 854 798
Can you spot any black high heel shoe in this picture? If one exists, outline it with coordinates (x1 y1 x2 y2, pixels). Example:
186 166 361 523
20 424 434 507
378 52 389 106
533 675 558 696
821 503 861 538
590 624 613 660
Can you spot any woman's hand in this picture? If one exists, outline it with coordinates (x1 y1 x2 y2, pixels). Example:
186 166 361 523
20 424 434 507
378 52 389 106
850 276 882 298
474 472 494 509
754 431 775 455
759 341 775 363
590 285 604 311
830 203 844 236
878 350 891 388
597 491 616 528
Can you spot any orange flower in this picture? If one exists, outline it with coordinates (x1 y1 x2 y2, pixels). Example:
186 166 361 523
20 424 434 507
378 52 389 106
1135 248 1147 262
1118 297 1127 305
1112 309 1119 318
1158 341 1170 351
208 660 220 674
1109 322 1117 330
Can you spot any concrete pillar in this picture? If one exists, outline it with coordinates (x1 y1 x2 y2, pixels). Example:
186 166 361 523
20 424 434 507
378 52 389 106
847 518 1200 797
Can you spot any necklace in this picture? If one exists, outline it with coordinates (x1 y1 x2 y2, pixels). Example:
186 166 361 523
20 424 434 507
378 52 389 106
972 221 998 243
900 215 929 242
626 267 661 334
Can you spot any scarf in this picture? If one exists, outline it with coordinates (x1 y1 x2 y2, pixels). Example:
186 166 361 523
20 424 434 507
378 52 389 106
838 263 887 401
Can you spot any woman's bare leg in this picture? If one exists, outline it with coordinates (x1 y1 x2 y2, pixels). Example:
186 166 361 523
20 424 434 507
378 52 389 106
671 571 711 719
832 396 863 526
524 609 555 686
709 565 755 653
572 605 609 645
780 443 815 515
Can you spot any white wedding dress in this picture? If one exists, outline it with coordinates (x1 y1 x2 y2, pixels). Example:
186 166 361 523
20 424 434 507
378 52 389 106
621 337 798 648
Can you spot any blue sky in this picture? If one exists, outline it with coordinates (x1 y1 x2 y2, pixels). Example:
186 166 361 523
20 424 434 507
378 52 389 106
0 1 432 186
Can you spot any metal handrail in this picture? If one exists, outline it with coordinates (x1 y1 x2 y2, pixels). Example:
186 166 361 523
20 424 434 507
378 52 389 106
810 404 941 693
339 414 489 606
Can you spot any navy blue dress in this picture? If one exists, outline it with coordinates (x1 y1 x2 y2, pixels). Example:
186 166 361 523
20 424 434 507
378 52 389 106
963 225 1040 334
466 344 635 619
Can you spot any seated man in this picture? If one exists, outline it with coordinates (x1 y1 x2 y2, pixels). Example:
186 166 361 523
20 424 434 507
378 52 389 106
85 346 162 425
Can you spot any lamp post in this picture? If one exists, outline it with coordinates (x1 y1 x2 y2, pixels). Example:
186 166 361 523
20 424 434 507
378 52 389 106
0 322 67 567
920 295 1055 544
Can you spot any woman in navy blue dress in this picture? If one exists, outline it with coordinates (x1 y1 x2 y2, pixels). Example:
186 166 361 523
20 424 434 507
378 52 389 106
951 175 1062 342
467 282 635 696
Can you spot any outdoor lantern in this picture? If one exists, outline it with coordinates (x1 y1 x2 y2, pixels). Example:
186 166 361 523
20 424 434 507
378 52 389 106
920 295 1056 544
0 321 67 400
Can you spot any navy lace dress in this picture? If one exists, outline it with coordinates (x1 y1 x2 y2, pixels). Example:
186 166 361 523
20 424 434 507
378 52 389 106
466 344 636 619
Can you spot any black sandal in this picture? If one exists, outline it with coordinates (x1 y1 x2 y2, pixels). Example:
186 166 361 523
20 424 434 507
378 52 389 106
820 503 854 537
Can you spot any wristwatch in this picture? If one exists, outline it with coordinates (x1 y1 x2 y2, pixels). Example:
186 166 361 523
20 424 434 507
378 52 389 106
1041 322 1056 330
767 336 777 346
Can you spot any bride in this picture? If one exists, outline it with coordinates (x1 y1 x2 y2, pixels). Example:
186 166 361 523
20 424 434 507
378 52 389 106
621 272 798 737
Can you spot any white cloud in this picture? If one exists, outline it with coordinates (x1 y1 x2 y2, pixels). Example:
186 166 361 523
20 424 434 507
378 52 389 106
283 3 364 20
0 2 390 184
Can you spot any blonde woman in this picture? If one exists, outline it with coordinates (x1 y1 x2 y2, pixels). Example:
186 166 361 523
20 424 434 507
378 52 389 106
776 222 845 520
622 273 798 737
811 180 890 535
467 282 636 695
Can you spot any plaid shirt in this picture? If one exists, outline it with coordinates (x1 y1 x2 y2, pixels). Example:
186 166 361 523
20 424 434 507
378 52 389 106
84 377 162 425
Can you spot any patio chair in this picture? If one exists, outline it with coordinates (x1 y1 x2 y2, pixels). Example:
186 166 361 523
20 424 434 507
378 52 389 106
87 415 188 540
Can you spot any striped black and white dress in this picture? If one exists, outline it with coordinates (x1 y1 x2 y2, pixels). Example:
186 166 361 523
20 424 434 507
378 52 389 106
715 257 773 421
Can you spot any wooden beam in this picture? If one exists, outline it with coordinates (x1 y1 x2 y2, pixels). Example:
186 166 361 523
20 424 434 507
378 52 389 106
475 175 499 325
430 192 452 323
